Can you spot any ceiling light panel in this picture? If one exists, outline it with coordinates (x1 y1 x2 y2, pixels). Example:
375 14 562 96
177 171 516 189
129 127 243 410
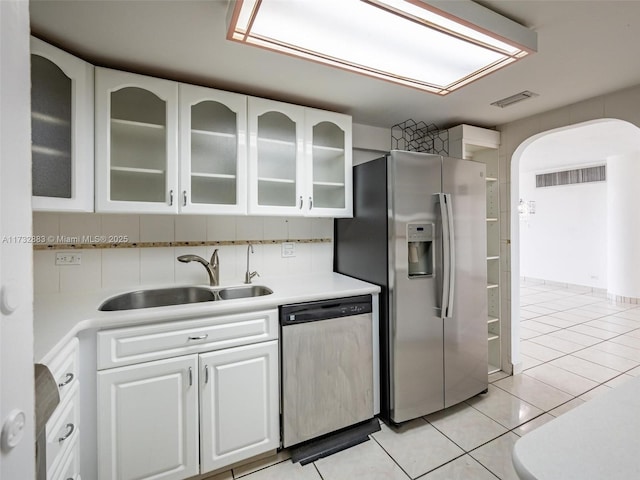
227 0 536 95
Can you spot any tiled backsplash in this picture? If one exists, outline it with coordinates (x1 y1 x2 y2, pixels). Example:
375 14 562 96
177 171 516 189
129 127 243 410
33 213 334 294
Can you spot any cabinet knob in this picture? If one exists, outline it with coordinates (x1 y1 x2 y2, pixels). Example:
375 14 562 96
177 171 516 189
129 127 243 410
1 410 26 452
0 284 19 315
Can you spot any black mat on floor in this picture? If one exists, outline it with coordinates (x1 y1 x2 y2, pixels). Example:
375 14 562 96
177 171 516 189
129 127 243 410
290 418 381 465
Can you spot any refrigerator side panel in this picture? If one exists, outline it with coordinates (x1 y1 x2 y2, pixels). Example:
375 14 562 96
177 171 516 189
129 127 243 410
334 157 391 419
389 151 444 422
442 157 488 407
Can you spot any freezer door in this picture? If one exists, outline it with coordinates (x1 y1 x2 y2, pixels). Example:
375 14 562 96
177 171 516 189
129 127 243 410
442 157 488 407
388 151 444 422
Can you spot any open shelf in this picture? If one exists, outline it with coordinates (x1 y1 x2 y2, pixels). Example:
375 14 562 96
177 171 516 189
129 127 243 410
486 217 499 222
487 284 499 290
486 256 499 261
486 176 498 182
488 316 499 325
488 364 501 374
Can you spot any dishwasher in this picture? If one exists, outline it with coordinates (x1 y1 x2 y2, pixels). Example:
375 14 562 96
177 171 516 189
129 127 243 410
280 294 379 463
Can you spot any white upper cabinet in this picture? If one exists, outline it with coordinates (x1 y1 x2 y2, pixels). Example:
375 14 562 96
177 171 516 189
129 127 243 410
305 108 352 217
96 68 352 217
30 37 94 212
178 84 248 214
248 98 353 217
248 97 306 216
95 68 179 213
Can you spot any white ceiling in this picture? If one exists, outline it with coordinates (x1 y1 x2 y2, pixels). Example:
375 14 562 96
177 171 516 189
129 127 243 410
29 0 640 130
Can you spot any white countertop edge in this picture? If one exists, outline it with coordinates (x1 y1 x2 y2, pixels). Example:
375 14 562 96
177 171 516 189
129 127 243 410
511 374 640 480
36 273 380 364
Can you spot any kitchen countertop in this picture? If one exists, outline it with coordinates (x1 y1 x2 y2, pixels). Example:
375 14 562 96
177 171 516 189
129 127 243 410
512 374 640 480
35 272 380 363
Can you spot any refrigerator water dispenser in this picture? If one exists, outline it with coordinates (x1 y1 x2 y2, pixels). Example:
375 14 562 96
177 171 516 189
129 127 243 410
407 223 433 277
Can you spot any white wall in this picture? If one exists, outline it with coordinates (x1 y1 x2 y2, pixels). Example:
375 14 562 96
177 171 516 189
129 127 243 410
33 214 335 294
607 151 640 299
519 167 607 288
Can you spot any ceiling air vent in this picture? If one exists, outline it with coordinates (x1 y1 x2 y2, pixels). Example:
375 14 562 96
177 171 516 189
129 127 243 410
491 90 539 108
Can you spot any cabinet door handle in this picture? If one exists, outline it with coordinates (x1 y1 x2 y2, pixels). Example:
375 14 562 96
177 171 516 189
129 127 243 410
188 334 208 341
58 423 75 442
183 190 187 207
299 196 303 209
204 364 209 384
169 189 174 206
188 367 193 387
308 196 313 210
58 373 74 388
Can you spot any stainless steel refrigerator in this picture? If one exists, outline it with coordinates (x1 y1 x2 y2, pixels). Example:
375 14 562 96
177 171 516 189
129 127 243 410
335 150 488 423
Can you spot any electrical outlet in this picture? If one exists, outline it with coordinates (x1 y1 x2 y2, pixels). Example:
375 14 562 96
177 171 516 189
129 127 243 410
281 242 296 258
55 252 82 266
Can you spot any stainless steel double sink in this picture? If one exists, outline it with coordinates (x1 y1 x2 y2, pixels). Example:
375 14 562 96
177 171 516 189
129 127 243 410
98 285 273 311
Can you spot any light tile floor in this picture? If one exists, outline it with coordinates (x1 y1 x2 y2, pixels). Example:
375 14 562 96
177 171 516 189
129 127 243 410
204 279 640 480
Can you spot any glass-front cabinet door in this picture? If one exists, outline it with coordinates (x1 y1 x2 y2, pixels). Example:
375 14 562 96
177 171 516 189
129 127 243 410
304 109 352 217
95 68 178 213
30 37 94 212
248 98 305 216
179 85 247 214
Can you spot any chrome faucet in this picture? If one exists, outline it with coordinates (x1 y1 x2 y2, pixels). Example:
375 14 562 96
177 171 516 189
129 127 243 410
244 243 259 284
177 249 219 286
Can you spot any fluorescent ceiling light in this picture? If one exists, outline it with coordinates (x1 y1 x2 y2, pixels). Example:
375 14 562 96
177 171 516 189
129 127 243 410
227 0 537 95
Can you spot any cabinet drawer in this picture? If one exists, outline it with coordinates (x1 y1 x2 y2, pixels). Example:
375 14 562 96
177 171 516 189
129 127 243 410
46 382 80 477
49 431 80 480
97 309 278 369
47 338 79 403
46 338 79 405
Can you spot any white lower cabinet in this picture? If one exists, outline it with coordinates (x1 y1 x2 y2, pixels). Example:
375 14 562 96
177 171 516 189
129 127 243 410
97 327 279 480
50 432 81 480
200 340 279 472
97 355 200 480
44 338 81 480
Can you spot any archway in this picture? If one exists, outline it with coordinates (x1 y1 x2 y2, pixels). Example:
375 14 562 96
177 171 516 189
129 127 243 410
509 118 640 372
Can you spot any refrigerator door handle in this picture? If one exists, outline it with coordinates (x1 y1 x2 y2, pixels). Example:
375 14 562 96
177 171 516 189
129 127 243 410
444 193 455 318
436 193 451 317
